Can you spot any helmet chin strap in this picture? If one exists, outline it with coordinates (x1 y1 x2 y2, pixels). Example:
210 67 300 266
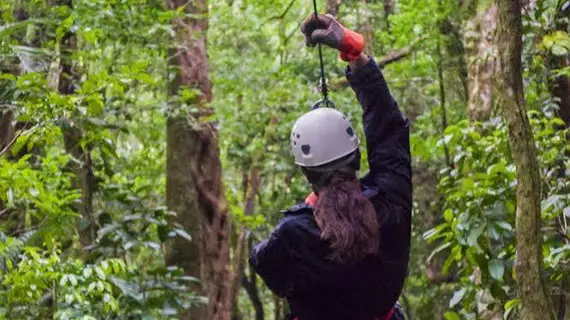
310 171 335 193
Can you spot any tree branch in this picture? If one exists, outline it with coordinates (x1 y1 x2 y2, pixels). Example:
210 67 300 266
331 35 427 89
377 36 426 68
263 0 297 23
0 128 24 158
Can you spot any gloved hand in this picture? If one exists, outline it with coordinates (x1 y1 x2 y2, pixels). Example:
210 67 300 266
301 14 366 61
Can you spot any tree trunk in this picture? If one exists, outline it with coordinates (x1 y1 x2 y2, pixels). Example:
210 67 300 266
230 167 260 320
383 0 394 30
242 259 264 320
62 120 96 247
359 0 376 56
438 15 468 102
549 4 570 127
165 1 231 320
0 107 15 154
494 1 554 319
274 294 283 320
552 61 570 127
465 3 497 121
51 0 97 247
326 0 342 16
383 0 394 16
437 37 451 168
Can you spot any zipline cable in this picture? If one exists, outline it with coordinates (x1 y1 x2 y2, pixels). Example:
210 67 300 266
311 0 332 109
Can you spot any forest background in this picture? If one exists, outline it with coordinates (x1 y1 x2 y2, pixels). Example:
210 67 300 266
0 0 569 319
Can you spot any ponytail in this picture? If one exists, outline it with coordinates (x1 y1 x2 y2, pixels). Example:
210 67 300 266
313 170 380 264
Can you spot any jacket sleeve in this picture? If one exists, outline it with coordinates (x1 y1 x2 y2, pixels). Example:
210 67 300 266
346 58 412 206
249 218 293 298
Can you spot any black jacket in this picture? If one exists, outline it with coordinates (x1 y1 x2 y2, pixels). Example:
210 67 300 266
249 58 412 320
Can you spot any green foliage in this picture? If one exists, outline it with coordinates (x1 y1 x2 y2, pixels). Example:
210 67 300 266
0 0 198 318
0 233 202 319
423 111 568 318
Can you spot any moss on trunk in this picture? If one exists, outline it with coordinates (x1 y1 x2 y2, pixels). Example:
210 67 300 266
494 0 555 319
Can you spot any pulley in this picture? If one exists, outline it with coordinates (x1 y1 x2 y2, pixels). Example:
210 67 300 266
310 0 335 110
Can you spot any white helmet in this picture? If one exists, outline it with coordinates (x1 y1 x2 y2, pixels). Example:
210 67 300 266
290 108 359 168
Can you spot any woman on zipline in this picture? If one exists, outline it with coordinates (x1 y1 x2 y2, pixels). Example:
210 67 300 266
250 14 411 320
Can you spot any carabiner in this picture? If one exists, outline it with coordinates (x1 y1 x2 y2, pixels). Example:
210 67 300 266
311 98 336 109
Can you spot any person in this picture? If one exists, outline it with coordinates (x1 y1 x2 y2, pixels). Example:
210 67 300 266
249 13 412 320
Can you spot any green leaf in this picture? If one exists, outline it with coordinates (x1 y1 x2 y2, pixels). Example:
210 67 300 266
542 195 561 211
29 187 39 198
496 221 513 232
144 241 161 250
110 276 143 302
489 259 504 280
487 162 506 175
427 242 452 263
444 208 454 222
552 44 569 56
467 223 485 247
449 288 466 308
87 97 104 115
83 267 92 278
95 266 106 280
69 274 78 286
11 133 31 156
506 200 515 214
444 311 460 320
174 229 192 242
504 298 520 319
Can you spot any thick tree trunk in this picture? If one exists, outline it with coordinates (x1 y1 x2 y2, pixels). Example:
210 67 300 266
494 1 554 319
165 1 231 320
465 3 497 121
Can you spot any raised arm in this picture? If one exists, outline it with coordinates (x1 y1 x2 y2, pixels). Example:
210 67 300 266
347 54 412 205
300 14 411 205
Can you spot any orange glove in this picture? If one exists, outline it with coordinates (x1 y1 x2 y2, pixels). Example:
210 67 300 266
301 14 366 61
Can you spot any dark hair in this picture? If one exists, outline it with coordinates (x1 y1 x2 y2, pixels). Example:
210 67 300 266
312 169 380 264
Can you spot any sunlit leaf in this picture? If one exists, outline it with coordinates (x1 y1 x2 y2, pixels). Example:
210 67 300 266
489 259 504 281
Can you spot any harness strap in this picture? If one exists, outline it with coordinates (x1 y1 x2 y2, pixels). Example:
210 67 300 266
291 306 396 320
381 307 396 320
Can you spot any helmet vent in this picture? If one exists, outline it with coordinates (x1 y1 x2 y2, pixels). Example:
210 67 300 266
301 144 311 155
346 127 354 137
